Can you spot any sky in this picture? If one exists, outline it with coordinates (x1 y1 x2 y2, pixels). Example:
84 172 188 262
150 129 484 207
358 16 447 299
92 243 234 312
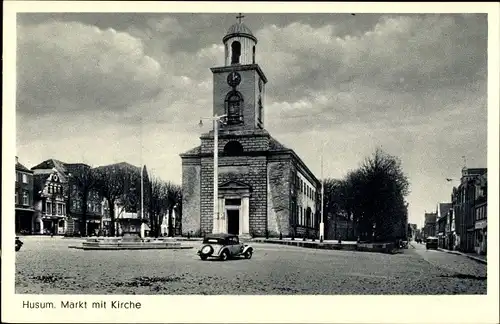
15 12 488 228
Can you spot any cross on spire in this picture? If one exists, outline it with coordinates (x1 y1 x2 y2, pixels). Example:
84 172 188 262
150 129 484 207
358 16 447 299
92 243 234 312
236 13 245 24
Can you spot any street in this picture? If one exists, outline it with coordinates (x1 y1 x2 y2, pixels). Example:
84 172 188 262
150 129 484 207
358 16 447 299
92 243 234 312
15 237 486 295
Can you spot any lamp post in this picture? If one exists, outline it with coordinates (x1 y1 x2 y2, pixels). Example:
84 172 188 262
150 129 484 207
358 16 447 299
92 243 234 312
320 145 325 243
199 114 227 234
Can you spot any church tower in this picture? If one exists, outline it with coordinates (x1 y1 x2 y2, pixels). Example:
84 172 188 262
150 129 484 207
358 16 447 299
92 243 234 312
181 15 321 240
211 14 267 130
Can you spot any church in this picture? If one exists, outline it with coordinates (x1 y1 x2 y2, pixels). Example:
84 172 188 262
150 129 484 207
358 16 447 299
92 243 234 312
180 16 321 238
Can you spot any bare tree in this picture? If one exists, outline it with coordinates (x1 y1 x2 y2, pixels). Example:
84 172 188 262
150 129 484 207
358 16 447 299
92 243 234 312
322 148 410 242
66 164 97 236
94 163 140 236
148 176 170 237
147 175 182 237
165 182 182 237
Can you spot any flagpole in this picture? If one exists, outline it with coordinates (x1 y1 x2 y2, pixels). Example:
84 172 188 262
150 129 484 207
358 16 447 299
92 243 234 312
141 165 144 221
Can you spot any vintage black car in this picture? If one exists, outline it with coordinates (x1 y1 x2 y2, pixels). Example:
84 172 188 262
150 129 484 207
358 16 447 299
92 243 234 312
197 233 253 261
426 237 438 250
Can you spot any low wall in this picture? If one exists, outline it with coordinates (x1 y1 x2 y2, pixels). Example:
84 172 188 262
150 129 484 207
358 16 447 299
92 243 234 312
252 238 396 254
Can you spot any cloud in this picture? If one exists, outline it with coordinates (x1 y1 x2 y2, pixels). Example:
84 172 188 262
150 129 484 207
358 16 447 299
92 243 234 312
17 21 164 117
256 14 487 124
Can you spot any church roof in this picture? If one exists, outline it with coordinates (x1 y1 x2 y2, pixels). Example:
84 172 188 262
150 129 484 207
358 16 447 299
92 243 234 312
269 137 289 151
31 158 68 173
180 145 201 156
227 22 253 36
223 22 257 43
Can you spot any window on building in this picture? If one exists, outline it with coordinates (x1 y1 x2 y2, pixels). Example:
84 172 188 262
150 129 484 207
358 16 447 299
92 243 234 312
22 173 28 183
52 203 56 215
231 41 241 64
225 198 241 206
257 96 263 124
15 191 18 204
225 91 243 124
22 190 29 205
223 141 244 156
57 203 62 215
252 45 256 64
62 204 66 215
16 172 19 182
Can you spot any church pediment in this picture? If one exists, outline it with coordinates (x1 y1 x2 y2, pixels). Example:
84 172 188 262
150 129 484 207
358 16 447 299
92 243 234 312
219 180 252 191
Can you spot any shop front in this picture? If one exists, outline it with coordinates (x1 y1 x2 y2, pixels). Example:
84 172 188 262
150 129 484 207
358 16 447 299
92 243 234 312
41 217 65 235
15 208 34 234
437 232 445 248
474 219 487 255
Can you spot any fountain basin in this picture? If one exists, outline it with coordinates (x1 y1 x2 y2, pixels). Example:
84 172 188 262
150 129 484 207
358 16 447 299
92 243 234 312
68 236 193 250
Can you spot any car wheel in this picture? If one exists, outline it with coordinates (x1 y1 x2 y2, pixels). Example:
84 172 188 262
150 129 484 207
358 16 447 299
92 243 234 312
200 255 208 260
244 250 252 259
220 250 229 261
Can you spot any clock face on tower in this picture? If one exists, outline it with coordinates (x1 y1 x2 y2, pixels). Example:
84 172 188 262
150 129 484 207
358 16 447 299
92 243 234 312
227 71 242 87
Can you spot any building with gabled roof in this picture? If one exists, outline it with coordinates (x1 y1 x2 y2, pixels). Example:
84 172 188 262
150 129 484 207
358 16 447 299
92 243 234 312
15 156 35 234
29 158 149 236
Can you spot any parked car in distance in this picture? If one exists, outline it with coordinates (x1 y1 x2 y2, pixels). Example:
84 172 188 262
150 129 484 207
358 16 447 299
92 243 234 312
197 233 253 261
426 237 438 250
15 236 23 252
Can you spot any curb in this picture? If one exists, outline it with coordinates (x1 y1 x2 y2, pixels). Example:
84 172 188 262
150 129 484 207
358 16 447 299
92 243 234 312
438 248 487 264
252 239 397 254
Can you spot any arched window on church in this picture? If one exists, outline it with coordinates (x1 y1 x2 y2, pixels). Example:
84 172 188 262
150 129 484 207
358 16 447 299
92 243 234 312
223 141 244 156
225 91 243 124
231 41 241 64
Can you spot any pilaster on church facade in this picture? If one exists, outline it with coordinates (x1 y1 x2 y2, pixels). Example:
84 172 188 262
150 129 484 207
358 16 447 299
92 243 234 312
180 16 321 238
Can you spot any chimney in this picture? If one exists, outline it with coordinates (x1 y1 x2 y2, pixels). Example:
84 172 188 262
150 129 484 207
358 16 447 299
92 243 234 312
15 156 19 164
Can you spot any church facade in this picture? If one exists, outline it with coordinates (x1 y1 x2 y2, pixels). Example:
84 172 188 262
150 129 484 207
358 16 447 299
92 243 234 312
180 18 321 238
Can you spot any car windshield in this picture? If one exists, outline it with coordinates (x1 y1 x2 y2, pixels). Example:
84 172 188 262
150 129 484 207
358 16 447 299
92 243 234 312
203 238 225 244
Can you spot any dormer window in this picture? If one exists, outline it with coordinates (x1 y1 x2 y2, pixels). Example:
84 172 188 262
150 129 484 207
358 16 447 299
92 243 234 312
225 91 243 124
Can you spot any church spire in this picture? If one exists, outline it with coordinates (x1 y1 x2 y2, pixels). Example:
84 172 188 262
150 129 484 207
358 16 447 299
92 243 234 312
223 14 257 66
236 13 245 24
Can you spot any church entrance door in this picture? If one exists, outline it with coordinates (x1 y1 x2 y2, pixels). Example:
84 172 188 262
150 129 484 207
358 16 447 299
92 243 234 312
227 209 240 235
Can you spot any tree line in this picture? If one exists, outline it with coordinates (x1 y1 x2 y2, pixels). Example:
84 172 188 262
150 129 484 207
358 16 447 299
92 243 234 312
323 148 410 242
69 163 181 237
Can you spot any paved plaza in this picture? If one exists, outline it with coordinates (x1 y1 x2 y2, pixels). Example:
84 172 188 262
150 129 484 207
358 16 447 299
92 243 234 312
15 236 486 295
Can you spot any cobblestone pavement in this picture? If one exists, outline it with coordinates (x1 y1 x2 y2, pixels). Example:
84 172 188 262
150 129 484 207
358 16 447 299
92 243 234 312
411 242 487 279
15 237 486 295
